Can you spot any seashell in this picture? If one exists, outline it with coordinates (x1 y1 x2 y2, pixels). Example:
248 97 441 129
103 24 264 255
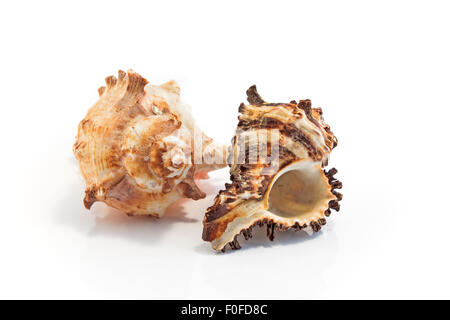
73 70 227 217
202 86 342 251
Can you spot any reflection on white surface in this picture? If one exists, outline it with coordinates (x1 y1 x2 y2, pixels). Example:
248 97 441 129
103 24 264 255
47 163 342 299
5 116 449 299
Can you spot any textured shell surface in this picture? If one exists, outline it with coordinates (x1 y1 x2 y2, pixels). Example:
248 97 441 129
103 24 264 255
202 86 343 251
73 70 226 217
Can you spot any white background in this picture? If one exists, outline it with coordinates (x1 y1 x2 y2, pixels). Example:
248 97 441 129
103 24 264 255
1 0 449 299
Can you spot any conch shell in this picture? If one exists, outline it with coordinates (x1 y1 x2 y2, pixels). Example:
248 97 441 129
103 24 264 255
202 86 342 251
73 70 227 217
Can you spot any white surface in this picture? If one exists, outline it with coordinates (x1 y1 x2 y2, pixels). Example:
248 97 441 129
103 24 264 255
1 0 450 299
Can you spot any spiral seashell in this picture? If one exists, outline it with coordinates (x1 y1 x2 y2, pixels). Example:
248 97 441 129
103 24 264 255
202 86 342 251
73 70 227 217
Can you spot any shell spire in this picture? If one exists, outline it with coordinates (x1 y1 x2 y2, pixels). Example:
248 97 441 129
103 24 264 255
73 70 228 217
202 86 342 251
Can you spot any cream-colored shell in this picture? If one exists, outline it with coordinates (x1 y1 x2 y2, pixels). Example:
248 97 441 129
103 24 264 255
73 70 226 217
203 86 342 251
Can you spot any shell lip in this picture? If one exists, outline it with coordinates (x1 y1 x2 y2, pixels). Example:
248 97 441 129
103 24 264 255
207 162 340 252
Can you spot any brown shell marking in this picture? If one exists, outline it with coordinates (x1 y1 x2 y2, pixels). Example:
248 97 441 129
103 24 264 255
74 70 150 210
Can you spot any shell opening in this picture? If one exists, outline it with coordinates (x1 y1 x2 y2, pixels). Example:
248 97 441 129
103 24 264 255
266 160 334 221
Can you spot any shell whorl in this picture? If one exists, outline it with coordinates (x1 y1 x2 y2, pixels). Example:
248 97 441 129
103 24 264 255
73 70 227 216
202 86 342 251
